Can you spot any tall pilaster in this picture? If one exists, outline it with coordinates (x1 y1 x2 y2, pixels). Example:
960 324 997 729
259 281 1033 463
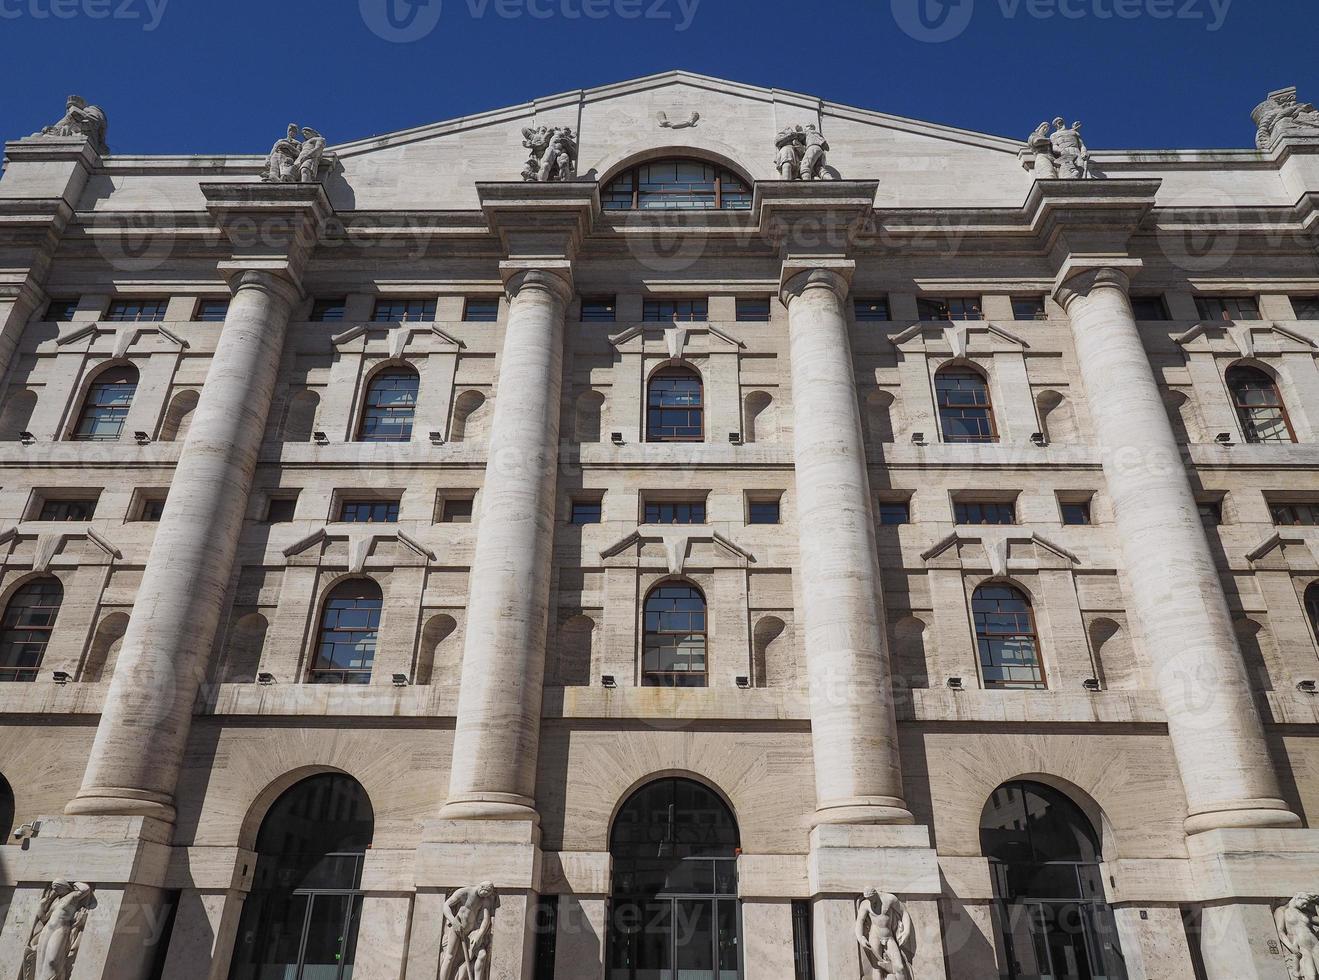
1055 261 1298 834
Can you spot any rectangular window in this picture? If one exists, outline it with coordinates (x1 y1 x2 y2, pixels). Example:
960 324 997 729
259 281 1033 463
854 297 891 322
644 299 708 322
1061 501 1092 526
736 297 771 322
532 896 559 980
339 499 401 523
137 496 168 522
463 298 500 322
1197 500 1223 527
955 500 1016 525
878 500 911 525
918 297 982 321
106 299 168 322
580 297 617 322
791 900 815 980
1130 295 1171 321
310 298 347 322
265 497 298 523
570 498 603 525
1012 296 1048 321
44 299 80 322
1292 296 1319 320
1195 295 1262 322
373 298 436 323
1270 501 1319 526
38 497 99 521
194 299 230 322
748 499 781 525
645 499 707 525
439 496 475 524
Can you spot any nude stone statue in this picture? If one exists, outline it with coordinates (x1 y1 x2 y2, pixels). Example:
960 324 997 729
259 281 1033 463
264 124 301 183
521 126 577 182
295 128 327 183
799 124 831 180
774 124 831 180
32 96 109 154
1050 118 1090 180
439 881 498 980
21 880 96 980
855 889 916 980
1025 120 1058 178
1276 894 1319 980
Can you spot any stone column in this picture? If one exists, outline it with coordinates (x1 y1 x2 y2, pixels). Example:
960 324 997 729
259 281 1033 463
1055 263 1298 833
441 266 572 820
68 268 303 820
781 266 911 827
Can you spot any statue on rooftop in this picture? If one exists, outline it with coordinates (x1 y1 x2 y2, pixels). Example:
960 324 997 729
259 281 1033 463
521 126 577 182
33 96 109 155
1253 87 1319 150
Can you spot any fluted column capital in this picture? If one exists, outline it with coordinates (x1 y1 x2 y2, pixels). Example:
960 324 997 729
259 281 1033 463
779 261 855 307
1052 256 1143 308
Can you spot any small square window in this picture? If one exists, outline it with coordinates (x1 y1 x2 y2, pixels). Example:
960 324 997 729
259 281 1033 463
44 299 80 323
1197 500 1223 527
1195 296 1262 322
373 298 436 323
1130 296 1170 321
1291 296 1319 320
194 299 230 322
644 299 708 322
854 298 891 322
266 497 298 523
644 499 707 525
736 298 771 322
954 500 1016 525
878 500 911 525
1011 296 1048 321
580 298 617 323
1061 501 1092 526
463 299 500 322
310 299 347 322
919 297 982 322
38 497 99 521
339 499 400 523
106 299 168 323
570 499 603 525
748 499 781 525
440 496 476 524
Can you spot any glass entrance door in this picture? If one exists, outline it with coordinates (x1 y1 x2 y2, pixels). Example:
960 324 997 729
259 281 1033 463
996 899 1125 980
609 894 739 980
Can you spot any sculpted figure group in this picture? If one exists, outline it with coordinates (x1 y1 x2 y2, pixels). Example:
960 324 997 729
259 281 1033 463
21 880 96 980
774 124 831 180
855 889 916 980
1024 117 1091 179
439 881 499 980
263 124 327 184
1278 894 1319 980
521 126 578 182
1254 87 1319 150
31 96 109 155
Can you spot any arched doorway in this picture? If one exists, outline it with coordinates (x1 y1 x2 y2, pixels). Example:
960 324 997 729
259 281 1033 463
608 777 741 978
981 780 1127 980
228 773 374 980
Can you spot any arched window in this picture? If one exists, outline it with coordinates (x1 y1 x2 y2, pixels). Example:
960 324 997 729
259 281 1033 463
973 584 1045 689
228 773 374 980
643 583 707 688
647 368 704 443
1226 365 1295 444
981 781 1128 979
608 778 740 977
357 368 418 443
310 581 382 685
603 158 752 211
72 366 138 441
0 578 63 682
936 367 996 443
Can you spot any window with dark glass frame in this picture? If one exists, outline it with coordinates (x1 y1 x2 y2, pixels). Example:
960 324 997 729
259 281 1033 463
439 496 475 524
1061 500 1092 526
1227 365 1295 444
372 298 436 323
918 297 982 321
973 584 1045 689
137 496 167 522
1293 296 1319 320
310 580 381 685
643 299 708 322
72 368 137 442
647 368 704 442
339 499 401 523
194 299 230 322
1198 500 1223 526
44 299 79 323
878 500 911 525
1130 295 1171 321
357 369 419 443
310 298 347 322
570 498 603 525
955 500 1017 525
603 159 752 212
0 579 63 683
642 584 708 688
580 297 617 323
37 498 98 521
463 298 500 322
1196 295 1262 322
645 499 707 525
1011 296 1048 321
936 369 997 443
265 497 298 523
736 298 771 322
854 298 891 322
1270 501 1319 526
748 499 781 525
106 298 168 322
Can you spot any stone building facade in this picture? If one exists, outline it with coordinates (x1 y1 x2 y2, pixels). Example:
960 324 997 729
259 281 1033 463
1 72 1319 979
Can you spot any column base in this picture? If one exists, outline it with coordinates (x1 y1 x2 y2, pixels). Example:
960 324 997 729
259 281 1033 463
64 787 178 824
1184 798 1301 835
437 792 541 823
812 796 915 827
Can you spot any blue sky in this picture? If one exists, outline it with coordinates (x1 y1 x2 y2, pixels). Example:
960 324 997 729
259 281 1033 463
1 0 1316 154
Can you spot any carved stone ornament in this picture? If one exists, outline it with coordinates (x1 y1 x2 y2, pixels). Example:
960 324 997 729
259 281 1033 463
657 110 700 130
1022 117 1092 180
30 95 109 155
263 124 328 184
1253 87 1319 150
520 126 578 183
854 889 916 980
1275 893 1319 980
438 880 499 980
774 124 831 180
21 880 97 980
